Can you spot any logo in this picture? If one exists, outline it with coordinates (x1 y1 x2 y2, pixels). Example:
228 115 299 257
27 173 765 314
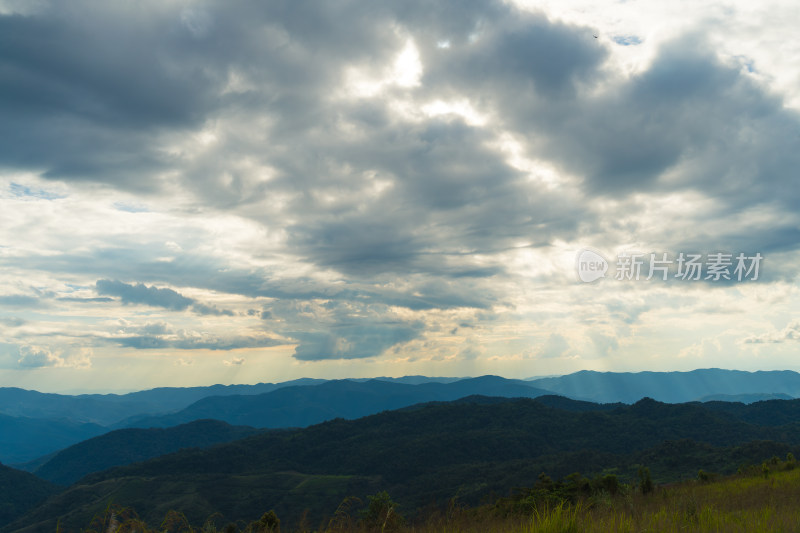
576 248 608 283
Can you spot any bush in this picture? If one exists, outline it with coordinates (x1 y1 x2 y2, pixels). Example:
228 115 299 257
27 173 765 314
638 467 654 494
246 510 280 532
359 491 404 532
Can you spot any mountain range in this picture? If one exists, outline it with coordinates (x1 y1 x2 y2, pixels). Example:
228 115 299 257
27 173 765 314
6 394 800 531
527 369 800 403
3 369 800 467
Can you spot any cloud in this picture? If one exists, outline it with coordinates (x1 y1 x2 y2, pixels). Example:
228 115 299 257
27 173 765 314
107 320 284 351
537 333 571 359
96 280 193 310
95 280 236 316
290 325 422 361
191 303 235 317
0 294 43 308
1 0 800 385
743 321 800 344
17 345 62 368
589 331 619 357
113 334 283 351
16 344 92 369
270 299 425 361
57 297 114 303
224 357 245 366
0 317 26 327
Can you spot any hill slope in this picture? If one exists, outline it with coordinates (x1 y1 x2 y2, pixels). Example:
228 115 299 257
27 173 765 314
0 414 106 465
0 463 59 526
33 419 263 486
11 396 800 531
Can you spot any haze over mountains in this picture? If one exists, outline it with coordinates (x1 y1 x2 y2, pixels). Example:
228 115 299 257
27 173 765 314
120 376 553 429
2 369 800 466
529 369 800 404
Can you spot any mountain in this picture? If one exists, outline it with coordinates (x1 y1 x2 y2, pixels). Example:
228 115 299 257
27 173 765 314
0 414 106 465
32 419 263 486
0 379 327 426
700 398 800 426
7 369 799 431
528 368 800 403
2 376 548 464
11 395 800 531
123 376 553 428
352 376 464 384
0 463 59 526
698 392 794 403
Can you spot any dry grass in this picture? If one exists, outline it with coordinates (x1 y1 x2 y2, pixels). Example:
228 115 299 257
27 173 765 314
73 464 800 533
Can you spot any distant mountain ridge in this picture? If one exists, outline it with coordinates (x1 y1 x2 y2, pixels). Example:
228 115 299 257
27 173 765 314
122 376 553 429
698 392 794 403
527 368 800 404
0 414 105 465
0 378 328 426
4 368 800 467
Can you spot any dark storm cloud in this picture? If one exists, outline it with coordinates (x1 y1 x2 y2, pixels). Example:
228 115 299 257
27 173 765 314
433 28 800 212
417 8 607 99
545 40 800 201
1 0 588 275
95 279 242 316
281 115 582 277
0 5 218 188
0 0 407 189
96 280 194 310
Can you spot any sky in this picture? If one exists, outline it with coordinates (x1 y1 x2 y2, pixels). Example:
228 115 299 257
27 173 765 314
1 0 800 393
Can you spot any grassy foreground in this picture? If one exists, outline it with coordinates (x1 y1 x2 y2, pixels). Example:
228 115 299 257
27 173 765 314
74 460 800 533
444 471 800 532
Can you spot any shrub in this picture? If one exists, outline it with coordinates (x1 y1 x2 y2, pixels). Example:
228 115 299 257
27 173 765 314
638 467 654 494
359 491 404 532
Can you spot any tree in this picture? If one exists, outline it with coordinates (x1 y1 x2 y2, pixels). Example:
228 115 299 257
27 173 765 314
638 466 654 494
359 491 403 532
246 510 280 532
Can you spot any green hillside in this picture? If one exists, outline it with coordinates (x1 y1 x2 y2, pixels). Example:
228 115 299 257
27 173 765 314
33 419 263 485
0 463 59 526
8 396 800 531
